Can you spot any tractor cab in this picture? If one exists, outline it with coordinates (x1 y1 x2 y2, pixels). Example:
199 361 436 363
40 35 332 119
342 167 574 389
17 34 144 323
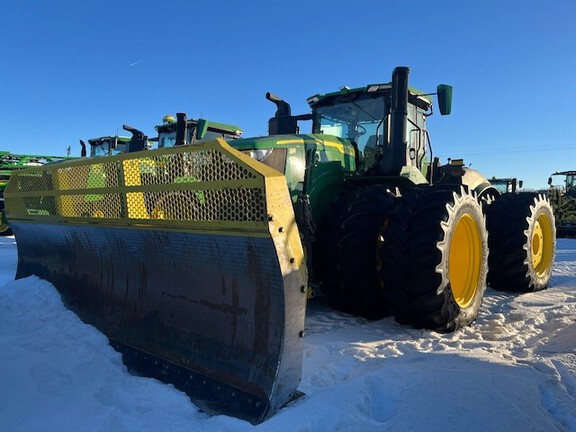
567 174 576 197
84 125 150 157
88 136 132 157
548 170 576 237
307 78 451 178
562 172 576 197
154 114 242 148
265 67 452 182
549 171 576 197
490 177 523 194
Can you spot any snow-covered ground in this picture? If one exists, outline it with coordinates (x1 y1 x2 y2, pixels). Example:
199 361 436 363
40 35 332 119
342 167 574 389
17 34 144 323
1 237 575 432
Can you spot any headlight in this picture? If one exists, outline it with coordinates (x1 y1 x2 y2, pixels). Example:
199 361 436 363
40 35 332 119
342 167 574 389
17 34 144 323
242 149 273 162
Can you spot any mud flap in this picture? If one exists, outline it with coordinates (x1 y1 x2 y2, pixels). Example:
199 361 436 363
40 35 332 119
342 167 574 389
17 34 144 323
5 139 307 424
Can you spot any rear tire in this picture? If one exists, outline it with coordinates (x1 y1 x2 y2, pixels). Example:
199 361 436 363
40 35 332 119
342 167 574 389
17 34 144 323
380 186 488 332
485 193 555 292
319 185 396 319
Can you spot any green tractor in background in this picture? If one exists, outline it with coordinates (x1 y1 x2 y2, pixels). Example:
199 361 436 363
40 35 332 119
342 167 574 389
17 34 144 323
548 170 576 237
4 66 557 424
154 114 242 147
490 176 523 194
80 116 243 156
0 151 74 235
73 117 244 219
81 135 137 157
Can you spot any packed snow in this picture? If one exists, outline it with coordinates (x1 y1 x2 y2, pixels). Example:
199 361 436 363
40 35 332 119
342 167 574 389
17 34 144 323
1 236 575 432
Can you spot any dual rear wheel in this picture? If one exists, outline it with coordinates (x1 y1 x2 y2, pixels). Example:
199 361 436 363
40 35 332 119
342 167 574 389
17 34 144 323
378 186 488 332
318 185 488 331
316 186 556 332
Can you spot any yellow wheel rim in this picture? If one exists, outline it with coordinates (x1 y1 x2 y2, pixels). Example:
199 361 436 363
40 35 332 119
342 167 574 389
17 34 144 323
531 212 554 276
449 213 483 309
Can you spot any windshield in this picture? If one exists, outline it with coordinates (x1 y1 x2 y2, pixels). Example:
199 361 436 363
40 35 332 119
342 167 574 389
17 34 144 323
491 180 511 194
92 142 111 157
313 95 390 155
91 139 126 157
158 131 177 148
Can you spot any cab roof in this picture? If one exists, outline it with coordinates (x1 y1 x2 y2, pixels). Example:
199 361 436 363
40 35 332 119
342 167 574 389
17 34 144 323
307 83 432 111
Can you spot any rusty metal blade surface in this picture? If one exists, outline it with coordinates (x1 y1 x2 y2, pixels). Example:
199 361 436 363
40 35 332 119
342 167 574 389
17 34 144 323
12 221 306 424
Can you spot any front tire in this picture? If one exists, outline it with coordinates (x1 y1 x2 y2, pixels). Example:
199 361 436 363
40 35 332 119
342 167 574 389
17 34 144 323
485 193 555 292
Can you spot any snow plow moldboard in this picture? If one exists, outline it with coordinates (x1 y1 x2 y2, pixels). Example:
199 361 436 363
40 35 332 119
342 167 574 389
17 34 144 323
4 139 307 424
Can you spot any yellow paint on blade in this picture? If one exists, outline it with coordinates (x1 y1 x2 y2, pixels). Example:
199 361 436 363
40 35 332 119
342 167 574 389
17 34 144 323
123 159 149 219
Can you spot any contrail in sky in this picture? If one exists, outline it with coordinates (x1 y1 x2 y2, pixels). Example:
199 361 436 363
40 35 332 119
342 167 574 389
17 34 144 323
129 61 143 67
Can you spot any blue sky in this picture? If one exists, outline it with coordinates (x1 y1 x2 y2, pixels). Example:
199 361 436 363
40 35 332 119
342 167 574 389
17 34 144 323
1 0 574 189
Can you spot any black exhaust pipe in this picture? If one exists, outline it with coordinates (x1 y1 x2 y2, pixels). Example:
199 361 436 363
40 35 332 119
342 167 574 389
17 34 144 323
387 66 410 176
175 113 188 146
266 92 298 135
122 125 148 153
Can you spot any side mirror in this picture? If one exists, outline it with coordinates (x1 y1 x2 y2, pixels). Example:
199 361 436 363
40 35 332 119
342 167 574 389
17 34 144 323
196 118 209 140
437 84 453 116
548 177 553 185
518 180 523 189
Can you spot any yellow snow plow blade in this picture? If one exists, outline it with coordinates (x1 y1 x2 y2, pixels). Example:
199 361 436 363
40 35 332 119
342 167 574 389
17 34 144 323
4 139 307 424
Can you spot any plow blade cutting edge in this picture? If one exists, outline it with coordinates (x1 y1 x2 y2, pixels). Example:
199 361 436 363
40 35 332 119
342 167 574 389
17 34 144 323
4 139 307 424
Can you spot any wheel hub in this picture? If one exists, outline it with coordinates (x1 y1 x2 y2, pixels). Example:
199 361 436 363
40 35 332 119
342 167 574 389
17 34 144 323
449 213 482 309
531 221 544 268
531 213 554 276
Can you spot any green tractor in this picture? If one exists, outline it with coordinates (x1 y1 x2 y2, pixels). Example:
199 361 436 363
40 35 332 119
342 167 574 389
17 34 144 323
81 135 138 157
4 66 556 424
153 114 243 147
490 177 523 194
0 151 74 235
73 118 244 218
80 117 242 157
548 170 576 237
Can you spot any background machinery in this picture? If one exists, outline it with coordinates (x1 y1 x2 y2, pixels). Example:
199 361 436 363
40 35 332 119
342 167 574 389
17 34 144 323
0 151 73 235
4 67 556 423
81 134 136 157
154 114 242 147
548 170 576 237
490 176 523 194
80 116 242 157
